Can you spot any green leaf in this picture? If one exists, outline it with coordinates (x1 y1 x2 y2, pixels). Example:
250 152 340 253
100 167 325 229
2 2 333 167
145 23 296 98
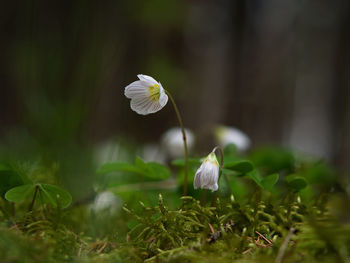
0 163 30 197
226 177 249 200
261 173 279 191
5 184 36 203
5 183 72 209
250 147 295 173
171 158 201 167
223 143 238 157
134 157 148 171
97 162 143 175
224 160 254 174
98 158 170 182
221 168 237 176
146 162 170 179
299 162 335 185
39 184 72 208
247 170 263 188
134 157 170 180
285 175 308 192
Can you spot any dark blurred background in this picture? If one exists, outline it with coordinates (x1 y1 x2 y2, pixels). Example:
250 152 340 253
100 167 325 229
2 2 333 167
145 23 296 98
0 0 349 196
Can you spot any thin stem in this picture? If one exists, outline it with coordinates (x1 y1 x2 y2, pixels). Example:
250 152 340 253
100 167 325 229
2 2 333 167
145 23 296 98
214 146 232 195
11 202 15 217
275 228 295 263
38 187 47 220
212 146 224 168
211 192 218 207
211 146 224 207
29 185 39 211
165 90 189 196
201 189 207 206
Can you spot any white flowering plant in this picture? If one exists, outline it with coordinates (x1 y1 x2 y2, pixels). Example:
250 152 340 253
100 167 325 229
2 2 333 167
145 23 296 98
124 74 190 195
0 72 344 263
124 74 168 115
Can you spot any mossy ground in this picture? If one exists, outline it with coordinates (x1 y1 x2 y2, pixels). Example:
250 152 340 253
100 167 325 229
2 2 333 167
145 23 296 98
1 190 349 263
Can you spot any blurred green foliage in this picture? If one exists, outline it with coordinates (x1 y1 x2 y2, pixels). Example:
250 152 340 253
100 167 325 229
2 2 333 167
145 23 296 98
0 142 348 262
1 1 348 261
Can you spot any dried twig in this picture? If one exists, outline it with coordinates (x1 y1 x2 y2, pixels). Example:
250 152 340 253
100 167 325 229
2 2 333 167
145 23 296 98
77 247 82 257
97 242 108 253
242 248 252 255
208 223 215 234
255 231 273 246
275 228 296 263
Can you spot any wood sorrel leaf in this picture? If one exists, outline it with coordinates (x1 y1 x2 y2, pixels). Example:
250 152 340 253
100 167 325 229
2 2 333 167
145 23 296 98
5 184 36 203
97 157 170 181
285 175 308 192
247 169 263 188
0 163 31 197
224 160 254 174
146 162 170 180
5 183 72 209
38 184 72 208
171 158 201 167
261 173 279 191
97 162 143 175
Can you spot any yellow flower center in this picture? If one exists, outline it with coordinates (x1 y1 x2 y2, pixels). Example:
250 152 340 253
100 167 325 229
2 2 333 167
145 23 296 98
205 152 219 166
149 84 161 101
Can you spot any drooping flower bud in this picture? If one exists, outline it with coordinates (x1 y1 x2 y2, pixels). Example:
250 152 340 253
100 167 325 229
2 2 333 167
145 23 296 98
193 152 220 192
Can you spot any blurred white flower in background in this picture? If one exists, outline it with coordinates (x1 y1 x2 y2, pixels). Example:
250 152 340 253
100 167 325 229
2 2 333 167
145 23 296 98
94 140 128 167
193 151 220 192
214 126 251 152
124 74 168 115
90 191 122 214
161 127 195 159
141 143 167 164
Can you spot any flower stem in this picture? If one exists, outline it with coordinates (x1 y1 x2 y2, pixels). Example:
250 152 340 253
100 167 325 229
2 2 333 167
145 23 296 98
11 202 15 217
29 185 39 212
201 189 207 206
165 90 189 196
211 146 224 207
212 146 224 168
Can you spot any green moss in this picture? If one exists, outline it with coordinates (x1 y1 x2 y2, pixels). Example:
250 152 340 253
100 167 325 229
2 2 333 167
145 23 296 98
0 192 349 263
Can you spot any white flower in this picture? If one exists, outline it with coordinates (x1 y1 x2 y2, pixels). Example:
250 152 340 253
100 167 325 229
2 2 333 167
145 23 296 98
124 74 168 115
94 140 127 167
161 127 195 158
193 152 220 192
214 126 251 152
141 143 167 164
91 191 122 214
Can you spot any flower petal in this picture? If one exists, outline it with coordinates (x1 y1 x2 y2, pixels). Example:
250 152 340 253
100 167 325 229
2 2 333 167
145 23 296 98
193 167 202 189
125 74 168 115
200 164 211 187
159 91 168 107
130 96 154 115
210 183 218 192
130 97 164 115
137 74 158 84
124 81 149 99
193 155 219 192
142 101 161 114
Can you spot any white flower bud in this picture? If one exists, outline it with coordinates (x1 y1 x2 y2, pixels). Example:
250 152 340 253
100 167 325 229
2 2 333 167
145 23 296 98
193 152 220 192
